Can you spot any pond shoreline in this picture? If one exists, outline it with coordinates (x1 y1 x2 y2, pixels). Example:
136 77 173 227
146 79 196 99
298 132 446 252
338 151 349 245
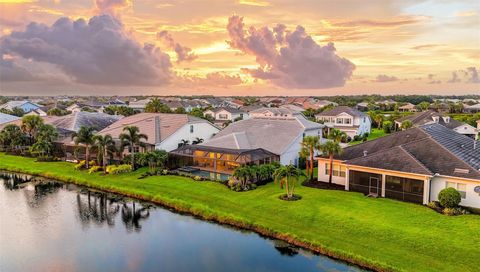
0 167 381 272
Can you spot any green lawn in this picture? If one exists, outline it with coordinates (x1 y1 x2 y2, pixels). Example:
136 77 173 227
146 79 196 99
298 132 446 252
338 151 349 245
1 153 479 272
349 128 387 145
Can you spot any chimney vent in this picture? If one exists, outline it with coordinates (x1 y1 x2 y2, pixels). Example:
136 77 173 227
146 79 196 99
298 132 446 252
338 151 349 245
363 150 368 157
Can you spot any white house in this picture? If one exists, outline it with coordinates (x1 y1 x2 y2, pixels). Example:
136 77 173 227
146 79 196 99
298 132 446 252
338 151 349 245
97 113 220 152
198 108 324 165
0 100 41 114
203 107 248 122
316 124 480 208
395 110 478 138
315 106 371 138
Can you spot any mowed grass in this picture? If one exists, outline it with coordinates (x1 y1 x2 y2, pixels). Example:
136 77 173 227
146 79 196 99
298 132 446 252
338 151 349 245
349 128 387 145
1 153 479 272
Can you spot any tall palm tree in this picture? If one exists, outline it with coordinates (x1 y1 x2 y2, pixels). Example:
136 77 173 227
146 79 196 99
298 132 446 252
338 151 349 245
318 141 343 187
145 98 170 113
71 126 96 169
274 165 306 200
119 126 148 170
299 135 320 181
93 134 116 173
21 115 44 144
192 137 204 145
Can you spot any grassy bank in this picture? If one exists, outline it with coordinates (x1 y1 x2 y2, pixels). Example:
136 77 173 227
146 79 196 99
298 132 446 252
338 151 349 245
1 153 479 272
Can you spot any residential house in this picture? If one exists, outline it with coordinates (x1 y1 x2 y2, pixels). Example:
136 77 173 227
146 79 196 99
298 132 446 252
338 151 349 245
280 104 306 113
25 108 47 117
171 108 324 173
0 112 20 125
316 124 480 208
248 107 295 119
398 103 417 112
97 113 220 153
315 106 371 138
0 100 41 114
395 110 477 138
203 107 248 125
128 98 152 112
465 103 480 113
356 102 370 112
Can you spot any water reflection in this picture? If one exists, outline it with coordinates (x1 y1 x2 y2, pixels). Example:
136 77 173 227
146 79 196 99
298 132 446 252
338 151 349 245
76 191 121 227
0 172 35 190
121 202 150 232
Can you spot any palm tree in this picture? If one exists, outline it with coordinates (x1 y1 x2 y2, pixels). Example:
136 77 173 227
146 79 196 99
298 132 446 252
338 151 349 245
273 165 306 200
93 134 116 173
178 139 190 147
233 166 252 189
138 150 168 174
318 141 343 187
119 126 148 170
71 126 96 169
21 115 44 144
0 124 26 152
299 135 320 181
145 98 170 113
30 140 53 159
328 128 347 143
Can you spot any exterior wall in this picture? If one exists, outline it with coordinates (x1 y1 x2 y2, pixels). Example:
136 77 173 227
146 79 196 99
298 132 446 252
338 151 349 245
317 113 371 137
280 128 322 166
317 159 347 185
430 176 480 208
156 122 220 152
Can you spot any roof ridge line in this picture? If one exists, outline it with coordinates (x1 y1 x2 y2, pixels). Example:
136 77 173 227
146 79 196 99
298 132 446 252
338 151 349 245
398 145 433 175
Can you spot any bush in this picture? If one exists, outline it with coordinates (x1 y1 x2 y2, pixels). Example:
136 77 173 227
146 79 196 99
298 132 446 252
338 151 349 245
161 169 169 175
74 160 86 170
193 175 202 181
88 166 101 174
106 164 132 174
438 188 461 208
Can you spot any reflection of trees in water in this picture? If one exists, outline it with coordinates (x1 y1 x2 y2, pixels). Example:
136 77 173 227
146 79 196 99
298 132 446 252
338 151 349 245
24 181 63 207
121 202 150 232
76 191 120 228
0 172 35 190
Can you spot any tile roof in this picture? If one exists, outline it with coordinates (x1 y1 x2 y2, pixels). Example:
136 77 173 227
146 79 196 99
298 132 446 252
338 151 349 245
0 112 20 125
49 112 121 132
209 107 246 114
316 106 366 118
396 110 467 130
201 116 321 155
98 113 212 145
330 124 480 179
0 101 41 111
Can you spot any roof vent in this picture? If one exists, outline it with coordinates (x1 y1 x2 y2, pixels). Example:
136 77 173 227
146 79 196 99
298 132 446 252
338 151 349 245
454 168 470 174
363 150 368 157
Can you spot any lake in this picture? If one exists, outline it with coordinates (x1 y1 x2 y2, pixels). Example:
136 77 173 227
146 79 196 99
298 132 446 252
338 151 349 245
0 172 364 272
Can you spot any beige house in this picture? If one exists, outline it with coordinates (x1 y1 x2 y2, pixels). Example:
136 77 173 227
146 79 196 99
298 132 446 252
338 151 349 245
398 103 417 112
316 124 480 208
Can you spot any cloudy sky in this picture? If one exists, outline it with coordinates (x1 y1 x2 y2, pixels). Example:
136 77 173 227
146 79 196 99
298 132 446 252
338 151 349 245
0 0 479 96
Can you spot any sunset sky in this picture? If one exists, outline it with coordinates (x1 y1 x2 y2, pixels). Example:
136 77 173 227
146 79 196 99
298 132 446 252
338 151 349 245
0 0 479 96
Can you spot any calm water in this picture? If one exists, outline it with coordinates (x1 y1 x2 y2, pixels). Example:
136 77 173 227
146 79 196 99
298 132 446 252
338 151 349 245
0 172 364 272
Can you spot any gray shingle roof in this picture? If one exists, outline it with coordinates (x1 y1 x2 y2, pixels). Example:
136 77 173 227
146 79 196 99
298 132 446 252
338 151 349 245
395 110 465 130
330 124 480 179
202 117 320 155
316 106 366 117
50 112 122 132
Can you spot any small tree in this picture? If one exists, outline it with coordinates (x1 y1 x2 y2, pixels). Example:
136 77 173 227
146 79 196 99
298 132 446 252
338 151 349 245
438 188 461 208
274 165 306 200
0 124 26 152
145 98 171 113
21 115 44 144
93 134 117 173
382 120 393 133
299 135 320 181
119 126 148 170
401 120 413 130
318 141 343 187
71 126 96 169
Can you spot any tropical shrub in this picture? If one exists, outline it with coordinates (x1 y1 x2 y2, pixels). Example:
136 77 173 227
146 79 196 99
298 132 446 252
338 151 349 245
193 175 202 181
382 121 394 133
106 164 132 174
88 166 101 174
438 188 461 208
74 160 86 170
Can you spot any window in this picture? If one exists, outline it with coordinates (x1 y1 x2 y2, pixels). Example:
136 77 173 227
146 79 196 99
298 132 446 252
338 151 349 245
218 114 228 119
325 163 346 177
446 182 467 199
336 118 343 124
345 118 351 124
190 125 194 133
